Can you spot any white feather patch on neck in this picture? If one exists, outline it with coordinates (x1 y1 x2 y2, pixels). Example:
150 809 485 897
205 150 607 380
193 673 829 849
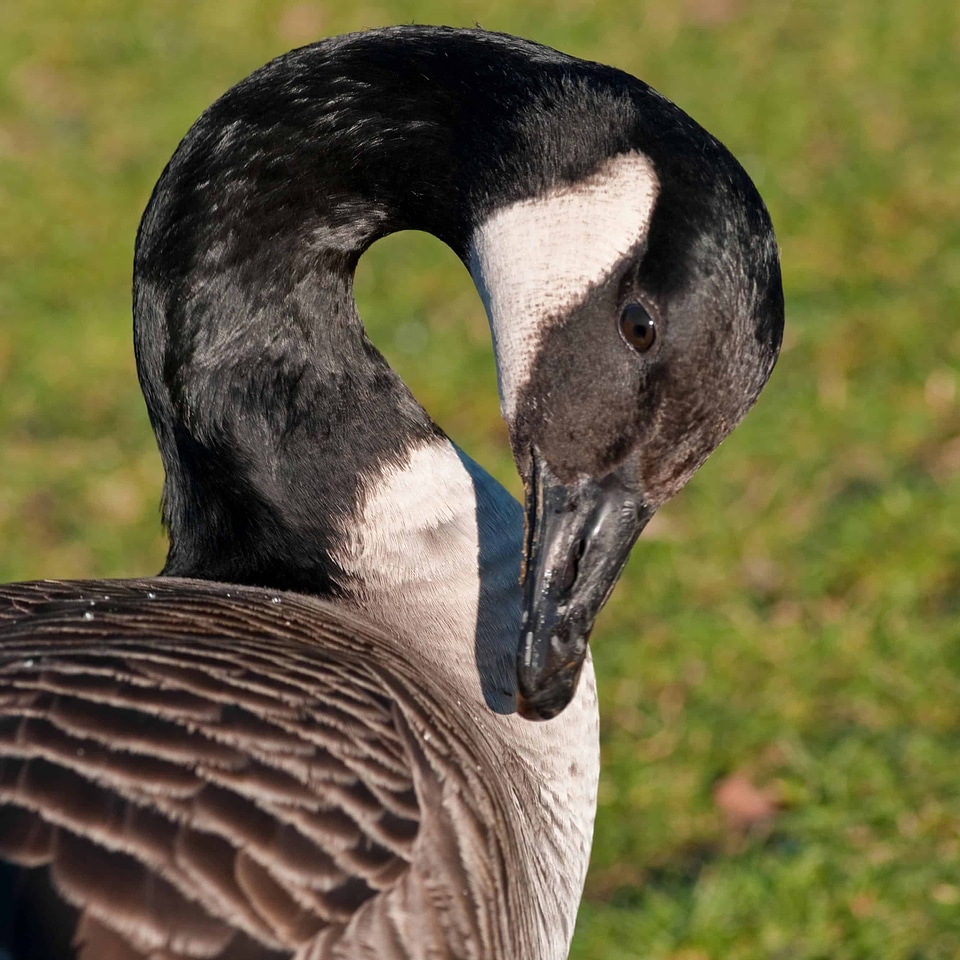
333 436 520 706
468 152 660 420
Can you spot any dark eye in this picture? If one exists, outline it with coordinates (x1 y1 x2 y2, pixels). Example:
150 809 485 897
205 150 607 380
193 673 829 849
619 302 657 353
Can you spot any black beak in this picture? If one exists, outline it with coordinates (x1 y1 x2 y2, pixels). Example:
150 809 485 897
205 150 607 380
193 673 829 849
516 451 654 721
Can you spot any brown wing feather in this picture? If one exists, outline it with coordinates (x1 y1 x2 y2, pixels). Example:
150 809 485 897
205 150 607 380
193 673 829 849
0 579 537 960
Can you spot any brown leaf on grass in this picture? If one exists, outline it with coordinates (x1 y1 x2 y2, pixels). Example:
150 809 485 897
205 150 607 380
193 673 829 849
849 892 875 918
713 772 780 834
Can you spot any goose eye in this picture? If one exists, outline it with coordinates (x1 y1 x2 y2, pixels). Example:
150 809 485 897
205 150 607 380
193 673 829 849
619 302 657 353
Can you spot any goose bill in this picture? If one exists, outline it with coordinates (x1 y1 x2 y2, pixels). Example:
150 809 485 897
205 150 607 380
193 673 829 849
516 453 654 721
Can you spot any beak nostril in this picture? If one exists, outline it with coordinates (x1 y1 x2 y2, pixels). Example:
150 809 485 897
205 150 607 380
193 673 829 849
561 538 586 593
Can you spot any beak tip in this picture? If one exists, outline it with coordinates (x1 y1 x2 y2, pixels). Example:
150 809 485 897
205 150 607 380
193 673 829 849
515 689 567 722
515 652 587 721
515 689 558 721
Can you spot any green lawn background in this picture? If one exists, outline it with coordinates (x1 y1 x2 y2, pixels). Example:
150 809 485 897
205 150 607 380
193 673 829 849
1 1 958 957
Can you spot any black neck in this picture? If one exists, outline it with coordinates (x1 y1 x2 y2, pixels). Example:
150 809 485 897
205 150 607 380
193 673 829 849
132 27 647 592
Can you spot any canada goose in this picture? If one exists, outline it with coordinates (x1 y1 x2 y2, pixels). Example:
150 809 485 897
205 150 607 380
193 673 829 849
0 25 783 960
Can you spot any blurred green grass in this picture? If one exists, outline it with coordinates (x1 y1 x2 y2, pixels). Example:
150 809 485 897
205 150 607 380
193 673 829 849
1 1 959 957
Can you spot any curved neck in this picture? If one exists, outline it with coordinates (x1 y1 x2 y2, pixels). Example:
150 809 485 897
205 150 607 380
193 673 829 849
134 37 482 591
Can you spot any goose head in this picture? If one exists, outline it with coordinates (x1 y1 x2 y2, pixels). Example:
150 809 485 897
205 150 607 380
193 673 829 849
468 102 783 720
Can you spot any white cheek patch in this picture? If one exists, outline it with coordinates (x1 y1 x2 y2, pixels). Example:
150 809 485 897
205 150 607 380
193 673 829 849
468 152 660 421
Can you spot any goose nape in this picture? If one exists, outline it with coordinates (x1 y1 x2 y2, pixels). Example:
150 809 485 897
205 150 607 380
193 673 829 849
0 26 783 960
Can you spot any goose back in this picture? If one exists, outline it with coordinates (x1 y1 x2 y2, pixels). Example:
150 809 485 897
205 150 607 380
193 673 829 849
0 579 552 959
